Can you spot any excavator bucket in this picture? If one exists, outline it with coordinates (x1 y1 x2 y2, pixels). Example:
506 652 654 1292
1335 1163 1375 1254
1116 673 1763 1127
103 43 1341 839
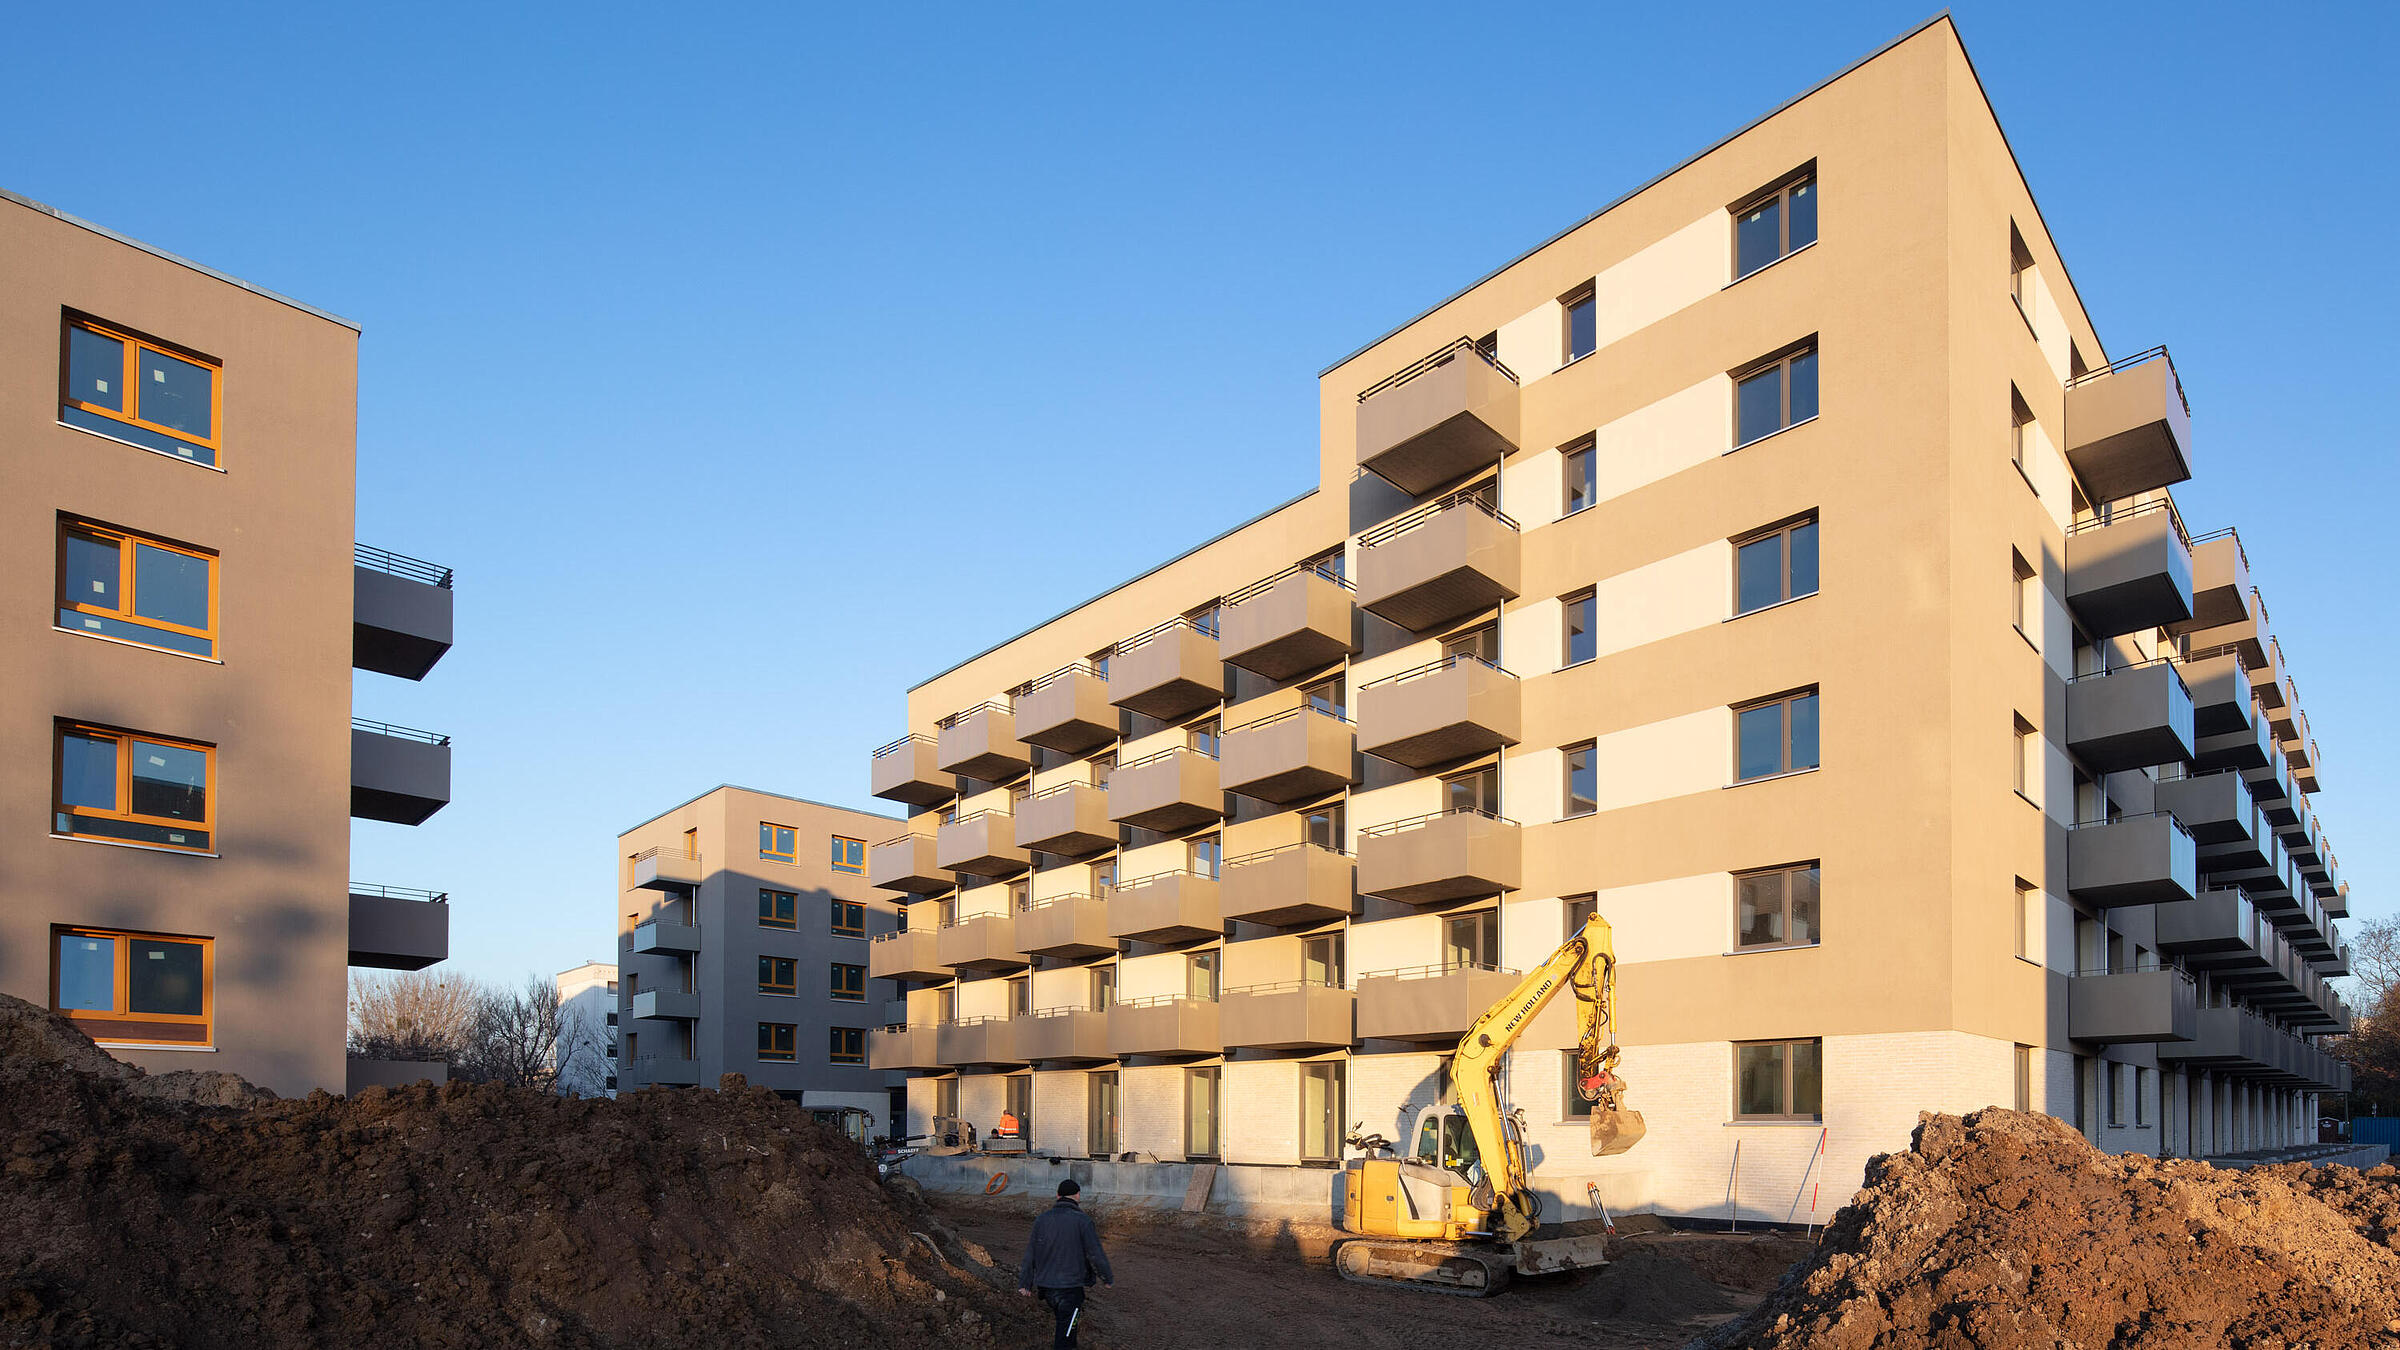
1589 1109 1647 1157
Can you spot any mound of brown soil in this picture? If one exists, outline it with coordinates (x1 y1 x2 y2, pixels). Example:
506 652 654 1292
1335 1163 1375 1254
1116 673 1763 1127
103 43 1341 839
0 995 1040 1349
1694 1107 2400 1349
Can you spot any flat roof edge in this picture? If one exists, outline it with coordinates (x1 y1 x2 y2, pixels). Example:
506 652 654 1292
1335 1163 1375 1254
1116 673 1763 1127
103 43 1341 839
616 782 899 837
1 187 362 333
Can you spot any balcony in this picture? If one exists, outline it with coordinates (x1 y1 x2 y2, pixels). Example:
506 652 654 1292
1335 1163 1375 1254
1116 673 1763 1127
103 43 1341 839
2157 1007 2346 1092
2156 889 2275 972
2067 967 2197 1045
2243 753 2295 824
2178 529 2253 633
2065 660 2193 773
1219 707 1356 803
2293 739 2321 797
352 545 454 681
869 1024 943 1072
870 734 953 808
1106 871 1222 943
935 703 1031 783
2062 502 2192 638
1220 564 1358 680
2066 813 2197 906
636 1055 701 1087
936 912 1026 973
632 989 700 1023
1016 781 1116 857
1109 618 1224 721
1017 1008 1112 1062
1221 843 1357 926
347 885 449 971
2176 648 2253 738
2156 770 2267 848
1014 892 1116 960
630 845 703 891
936 811 1031 878
867 928 946 982
1106 747 1221 832
1012 663 1117 755
1355 338 1521 495
1107 995 1220 1057
1357 655 1522 770
2193 698 2274 774
1355 964 1521 1043
869 832 949 894
1222 981 1355 1050
1356 492 1522 633
936 1017 1026 1068
350 718 452 825
2062 346 2193 501
1357 809 1522 905
631 916 701 957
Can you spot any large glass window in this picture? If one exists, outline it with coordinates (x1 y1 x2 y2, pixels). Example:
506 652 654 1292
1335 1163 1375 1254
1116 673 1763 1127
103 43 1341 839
57 520 217 657
758 888 797 929
758 1022 797 1061
1300 1063 1344 1161
1562 589 1596 666
1563 283 1597 362
831 963 866 1002
1737 863 1821 950
1734 516 1820 615
828 1026 864 1065
830 835 865 873
1443 766 1498 815
1185 1066 1221 1158
759 822 796 862
1735 690 1820 782
830 899 865 938
1735 1039 1823 1120
51 927 211 1044
61 318 222 464
1444 910 1498 970
759 956 797 995
1089 1071 1120 1156
54 723 212 851
1563 741 1597 817
1562 437 1597 516
1735 172 1818 279
1735 344 1820 446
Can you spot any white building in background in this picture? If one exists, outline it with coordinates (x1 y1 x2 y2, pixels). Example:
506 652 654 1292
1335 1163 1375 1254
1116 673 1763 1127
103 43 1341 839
557 960 619 1097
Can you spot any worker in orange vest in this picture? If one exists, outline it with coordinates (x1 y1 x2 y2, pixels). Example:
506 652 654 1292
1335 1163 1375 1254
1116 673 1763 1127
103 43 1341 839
997 1109 1022 1137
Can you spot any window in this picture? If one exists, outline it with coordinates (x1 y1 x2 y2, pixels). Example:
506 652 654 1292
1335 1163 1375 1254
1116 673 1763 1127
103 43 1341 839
1302 677 1345 718
1563 895 1597 939
61 317 222 464
1560 436 1598 517
2107 1061 2124 1126
1737 863 1820 950
759 956 797 996
1006 975 1030 1018
2010 387 2035 474
1188 717 1220 757
2012 551 2036 639
1188 835 1222 879
828 1026 864 1065
2014 715 2038 801
1443 765 1499 815
56 519 217 657
1734 343 1819 446
1562 281 1597 362
934 1076 958 1119
1734 171 1817 279
1303 802 1344 851
831 963 866 1002
760 823 796 862
1735 1038 1823 1120
2134 1066 2151 1127
1301 933 1344 987
1562 741 1597 817
54 722 213 852
759 889 797 929
1442 624 1499 665
1089 1071 1120 1156
1444 910 1498 970
1007 879 1029 911
1561 589 1596 666
2009 223 2035 315
1734 515 1819 615
1734 690 1819 782
1186 950 1219 1001
1562 1051 1596 1119
896 903 909 932
1300 1063 1344 1161
2014 880 2035 960
2014 1045 2033 1112
757 1022 797 1062
1091 965 1117 1009
831 835 865 874
1185 1066 1222 1158
51 926 211 1044
830 899 865 938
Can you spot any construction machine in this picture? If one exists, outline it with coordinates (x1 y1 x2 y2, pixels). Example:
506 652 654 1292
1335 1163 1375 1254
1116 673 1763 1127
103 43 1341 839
1334 911 1645 1295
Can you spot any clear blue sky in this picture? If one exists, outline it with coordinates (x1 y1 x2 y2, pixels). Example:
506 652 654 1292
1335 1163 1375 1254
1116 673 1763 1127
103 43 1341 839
5 4 2391 989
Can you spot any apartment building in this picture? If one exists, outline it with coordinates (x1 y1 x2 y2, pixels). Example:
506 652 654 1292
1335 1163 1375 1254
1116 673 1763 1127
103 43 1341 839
557 960 620 1097
0 189 456 1099
862 17 2356 1218
615 786 906 1135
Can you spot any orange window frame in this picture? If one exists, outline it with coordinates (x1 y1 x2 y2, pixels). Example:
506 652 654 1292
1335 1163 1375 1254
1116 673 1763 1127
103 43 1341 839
830 900 865 938
760 822 796 862
830 834 866 874
56 519 220 654
828 1026 865 1065
54 722 217 852
758 1022 797 1061
61 318 224 455
758 888 797 929
830 963 866 1001
759 956 797 995
50 926 214 1043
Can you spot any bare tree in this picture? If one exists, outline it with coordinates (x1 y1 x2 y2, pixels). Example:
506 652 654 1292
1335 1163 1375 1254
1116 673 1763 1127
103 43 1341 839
451 974 568 1092
2346 916 2399 1018
349 971 482 1062
2329 918 2400 1116
554 1003 614 1098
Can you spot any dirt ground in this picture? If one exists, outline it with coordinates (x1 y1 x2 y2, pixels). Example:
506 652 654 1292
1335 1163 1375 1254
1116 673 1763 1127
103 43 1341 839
932 1194 1811 1348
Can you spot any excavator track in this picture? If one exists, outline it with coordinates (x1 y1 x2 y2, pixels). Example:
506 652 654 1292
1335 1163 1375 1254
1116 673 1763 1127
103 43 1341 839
1331 1239 1514 1297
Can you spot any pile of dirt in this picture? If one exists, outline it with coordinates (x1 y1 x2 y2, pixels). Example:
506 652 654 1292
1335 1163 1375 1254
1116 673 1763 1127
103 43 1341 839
0 995 1040 1349
1695 1108 2400 1349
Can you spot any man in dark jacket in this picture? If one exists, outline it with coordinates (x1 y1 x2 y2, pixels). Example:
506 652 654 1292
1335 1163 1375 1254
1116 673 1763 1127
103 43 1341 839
1018 1179 1112 1348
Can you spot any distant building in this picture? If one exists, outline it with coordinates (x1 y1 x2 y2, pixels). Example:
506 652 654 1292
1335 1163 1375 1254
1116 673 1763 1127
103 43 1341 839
556 961 619 1097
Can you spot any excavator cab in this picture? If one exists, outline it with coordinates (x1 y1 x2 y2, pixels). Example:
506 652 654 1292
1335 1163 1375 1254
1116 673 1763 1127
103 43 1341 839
1409 1106 1485 1188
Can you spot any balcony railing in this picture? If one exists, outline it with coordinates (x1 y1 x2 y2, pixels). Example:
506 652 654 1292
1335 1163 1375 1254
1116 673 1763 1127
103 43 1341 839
353 716 450 746
2065 345 2189 415
1357 486 1520 548
1356 337 1520 403
355 543 454 588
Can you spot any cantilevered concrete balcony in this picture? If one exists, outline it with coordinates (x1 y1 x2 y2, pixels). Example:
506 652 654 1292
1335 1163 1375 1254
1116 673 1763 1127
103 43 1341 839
1016 1008 1111 1062
1014 892 1116 960
348 885 449 971
1222 981 1354 1050
2065 660 2193 773
2178 580 2268 674
1356 964 1521 1043
2194 701 2275 774
1221 843 1357 926
2156 889 2276 972
936 912 1026 973
870 832 949 894
871 734 953 808
353 545 454 681
1220 707 1356 803
936 1017 1025 1067
935 704 1031 783
2157 770 2268 850
869 1024 942 1072
351 718 451 825
2067 967 2197 1045
632 989 700 1023
1357 809 1522 905
2244 753 2295 825
1016 781 1115 857
2062 346 2193 501
1356 493 1522 633
2067 813 2197 906
2176 648 2254 738
2063 502 2192 638
2158 1007 2345 1092
1220 564 1358 680
1108 995 1220 1057
2177 529 2253 634
637 1055 701 1087
1357 655 1521 770
2294 738 2321 797
1013 664 1117 755
1355 338 1521 495
630 916 701 957
630 845 703 891
1106 747 1221 832
936 810 1031 878
867 928 946 982
1109 619 1224 721
1105 871 1221 943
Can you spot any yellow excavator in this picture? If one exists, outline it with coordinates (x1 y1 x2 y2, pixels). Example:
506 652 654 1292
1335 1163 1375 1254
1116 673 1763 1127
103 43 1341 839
1335 911 1644 1295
